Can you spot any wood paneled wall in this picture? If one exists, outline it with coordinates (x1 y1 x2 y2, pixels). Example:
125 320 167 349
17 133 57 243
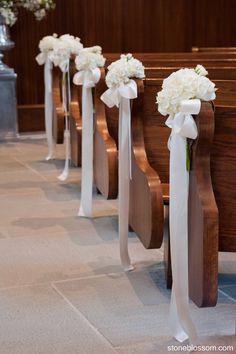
4 0 236 132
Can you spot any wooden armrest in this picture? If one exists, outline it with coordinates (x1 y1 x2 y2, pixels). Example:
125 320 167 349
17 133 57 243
69 83 82 167
188 101 219 307
94 67 118 199
52 68 65 144
129 79 165 249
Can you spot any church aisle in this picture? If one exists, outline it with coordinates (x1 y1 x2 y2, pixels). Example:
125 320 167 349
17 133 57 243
0 138 235 354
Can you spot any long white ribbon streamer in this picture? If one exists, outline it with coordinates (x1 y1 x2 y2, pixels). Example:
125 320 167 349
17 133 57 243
36 53 55 160
101 80 137 271
73 68 101 217
166 99 201 343
58 59 71 181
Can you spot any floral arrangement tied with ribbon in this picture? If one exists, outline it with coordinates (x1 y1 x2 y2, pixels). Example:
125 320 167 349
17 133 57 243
101 53 145 271
156 65 216 343
73 46 105 217
36 33 83 178
35 33 58 161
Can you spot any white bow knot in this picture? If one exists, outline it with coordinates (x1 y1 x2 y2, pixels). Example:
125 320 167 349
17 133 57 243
73 67 101 88
101 79 137 108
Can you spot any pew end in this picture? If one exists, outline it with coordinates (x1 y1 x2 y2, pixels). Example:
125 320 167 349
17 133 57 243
70 83 82 167
188 101 219 307
129 79 165 249
94 68 118 199
52 67 65 144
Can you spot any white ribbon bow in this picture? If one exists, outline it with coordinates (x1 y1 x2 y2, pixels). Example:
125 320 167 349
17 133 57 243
36 53 55 160
73 68 101 217
166 98 200 343
101 79 137 271
58 59 71 181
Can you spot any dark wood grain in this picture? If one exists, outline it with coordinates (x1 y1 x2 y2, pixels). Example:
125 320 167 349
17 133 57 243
211 104 236 252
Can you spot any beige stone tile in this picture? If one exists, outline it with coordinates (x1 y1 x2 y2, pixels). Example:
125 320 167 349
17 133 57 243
54 271 236 347
0 228 161 288
0 160 28 173
0 284 116 354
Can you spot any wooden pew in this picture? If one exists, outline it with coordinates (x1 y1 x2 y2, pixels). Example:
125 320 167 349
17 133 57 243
70 52 236 167
52 66 65 144
131 77 236 306
69 74 82 167
94 64 236 306
94 65 236 199
129 77 218 307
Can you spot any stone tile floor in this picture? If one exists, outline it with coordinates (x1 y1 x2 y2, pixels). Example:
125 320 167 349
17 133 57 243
0 137 235 353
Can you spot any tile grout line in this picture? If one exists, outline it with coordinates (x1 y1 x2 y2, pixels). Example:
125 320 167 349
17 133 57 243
218 288 236 303
52 272 123 285
51 282 118 354
12 155 48 182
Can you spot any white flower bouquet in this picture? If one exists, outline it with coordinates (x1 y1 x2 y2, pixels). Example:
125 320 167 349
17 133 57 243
0 0 55 26
74 46 106 72
105 53 145 89
156 65 216 117
49 34 83 72
35 33 58 65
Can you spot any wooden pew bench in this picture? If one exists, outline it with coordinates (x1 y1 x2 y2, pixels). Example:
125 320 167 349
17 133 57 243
69 52 236 167
94 65 236 199
131 77 236 306
94 64 236 307
130 77 218 308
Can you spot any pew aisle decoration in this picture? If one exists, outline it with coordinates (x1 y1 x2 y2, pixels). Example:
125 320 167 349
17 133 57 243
36 34 58 160
49 34 83 181
73 46 106 217
101 54 145 271
156 65 216 343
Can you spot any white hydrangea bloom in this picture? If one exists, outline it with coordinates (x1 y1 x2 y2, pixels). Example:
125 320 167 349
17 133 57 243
38 34 58 53
75 46 106 72
59 34 83 56
48 34 83 71
156 65 216 116
105 53 145 88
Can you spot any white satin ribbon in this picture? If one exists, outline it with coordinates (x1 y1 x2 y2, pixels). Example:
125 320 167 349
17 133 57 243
36 53 55 160
73 68 101 217
166 98 200 343
58 59 71 181
101 80 137 271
